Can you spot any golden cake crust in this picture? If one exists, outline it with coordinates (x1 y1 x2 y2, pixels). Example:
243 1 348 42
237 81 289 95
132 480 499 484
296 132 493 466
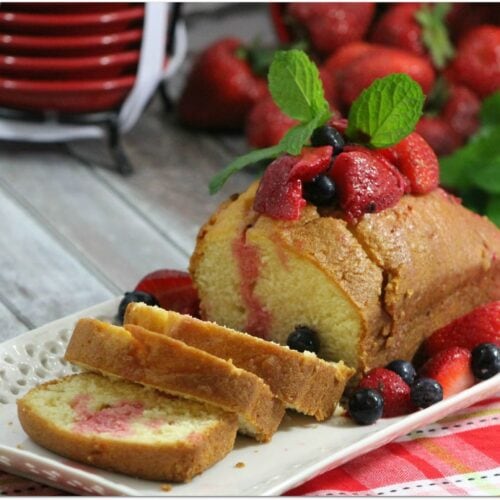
125 303 355 421
17 374 238 482
64 319 285 442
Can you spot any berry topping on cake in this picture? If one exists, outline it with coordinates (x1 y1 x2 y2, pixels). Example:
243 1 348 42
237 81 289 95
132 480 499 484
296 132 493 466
420 347 475 399
330 150 407 223
424 302 500 356
253 146 333 220
379 132 439 195
348 388 384 425
410 377 443 408
303 174 337 206
311 125 345 151
358 368 412 417
386 360 417 386
135 269 200 317
286 325 320 354
471 343 500 380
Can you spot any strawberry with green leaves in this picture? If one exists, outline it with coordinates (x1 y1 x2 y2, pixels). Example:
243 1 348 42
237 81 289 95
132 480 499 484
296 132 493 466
210 50 439 225
371 3 455 70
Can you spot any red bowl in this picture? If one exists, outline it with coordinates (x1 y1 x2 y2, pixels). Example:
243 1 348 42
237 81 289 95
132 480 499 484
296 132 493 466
0 51 139 80
0 29 143 57
0 75 135 113
1 3 133 14
0 6 144 35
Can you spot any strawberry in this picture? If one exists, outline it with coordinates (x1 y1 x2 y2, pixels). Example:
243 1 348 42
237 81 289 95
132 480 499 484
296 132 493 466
379 132 439 195
245 98 298 149
442 85 481 140
339 48 435 107
285 3 376 57
447 4 500 42
330 150 407 224
371 3 426 57
420 347 475 398
415 116 463 156
359 368 412 417
424 302 500 357
135 270 200 317
253 147 333 220
450 25 500 98
178 38 268 129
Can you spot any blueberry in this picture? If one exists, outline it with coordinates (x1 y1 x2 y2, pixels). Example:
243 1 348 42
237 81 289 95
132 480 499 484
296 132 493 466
303 174 337 206
311 125 345 151
116 291 159 324
386 359 417 385
471 343 500 380
349 388 384 425
287 325 319 353
410 377 443 408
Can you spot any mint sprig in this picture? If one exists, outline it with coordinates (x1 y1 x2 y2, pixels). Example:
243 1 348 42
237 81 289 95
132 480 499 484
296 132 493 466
440 92 500 226
209 50 331 194
210 53 425 194
415 3 455 70
346 74 425 148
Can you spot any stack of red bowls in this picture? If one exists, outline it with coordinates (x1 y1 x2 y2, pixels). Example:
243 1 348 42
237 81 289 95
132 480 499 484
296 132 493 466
0 3 146 114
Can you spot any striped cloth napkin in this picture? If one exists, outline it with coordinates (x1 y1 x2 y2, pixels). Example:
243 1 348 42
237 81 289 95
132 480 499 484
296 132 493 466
1 394 499 496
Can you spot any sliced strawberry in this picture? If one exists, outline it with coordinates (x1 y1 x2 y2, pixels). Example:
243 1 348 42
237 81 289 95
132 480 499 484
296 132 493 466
379 132 439 195
420 347 475 398
253 147 333 220
330 150 407 224
135 270 200 317
358 367 412 417
424 302 500 357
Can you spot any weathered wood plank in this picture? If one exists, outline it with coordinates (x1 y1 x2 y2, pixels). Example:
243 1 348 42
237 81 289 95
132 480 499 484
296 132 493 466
67 100 258 256
0 301 29 342
0 185 112 332
0 143 189 291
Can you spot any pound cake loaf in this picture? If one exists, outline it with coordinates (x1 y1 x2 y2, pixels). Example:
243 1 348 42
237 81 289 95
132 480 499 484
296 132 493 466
191 182 500 374
65 318 285 442
125 302 355 420
17 373 238 482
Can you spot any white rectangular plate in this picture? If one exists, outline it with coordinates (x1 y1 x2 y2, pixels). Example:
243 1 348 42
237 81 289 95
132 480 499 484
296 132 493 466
1 298 499 496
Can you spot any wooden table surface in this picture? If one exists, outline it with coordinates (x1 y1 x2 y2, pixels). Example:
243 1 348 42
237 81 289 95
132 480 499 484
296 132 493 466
0 3 275 344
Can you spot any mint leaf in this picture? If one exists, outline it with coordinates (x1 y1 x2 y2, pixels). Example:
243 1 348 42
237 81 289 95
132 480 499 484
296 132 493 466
269 49 329 122
415 3 454 69
209 144 283 195
346 74 425 148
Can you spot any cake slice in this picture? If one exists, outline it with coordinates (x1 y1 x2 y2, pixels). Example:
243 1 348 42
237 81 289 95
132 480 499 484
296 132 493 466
17 373 238 482
124 302 355 420
64 318 285 442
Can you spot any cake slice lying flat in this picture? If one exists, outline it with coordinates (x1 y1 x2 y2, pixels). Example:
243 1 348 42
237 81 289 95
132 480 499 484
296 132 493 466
125 303 355 421
65 319 285 442
17 373 238 482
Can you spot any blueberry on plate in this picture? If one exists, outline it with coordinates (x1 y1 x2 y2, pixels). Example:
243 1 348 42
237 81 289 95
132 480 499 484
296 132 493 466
410 377 443 408
386 359 417 385
116 290 159 324
287 325 320 353
471 343 500 380
349 388 384 425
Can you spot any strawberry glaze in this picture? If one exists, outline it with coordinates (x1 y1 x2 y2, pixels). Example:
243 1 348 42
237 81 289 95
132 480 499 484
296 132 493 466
71 394 145 436
232 232 272 339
